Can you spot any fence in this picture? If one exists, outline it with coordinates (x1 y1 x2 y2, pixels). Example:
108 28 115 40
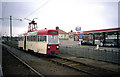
59 46 120 64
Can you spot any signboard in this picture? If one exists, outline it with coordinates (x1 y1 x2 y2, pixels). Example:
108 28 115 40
75 26 82 39
79 32 83 39
75 26 81 32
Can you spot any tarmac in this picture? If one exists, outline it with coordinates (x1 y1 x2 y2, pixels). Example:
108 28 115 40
58 44 120 73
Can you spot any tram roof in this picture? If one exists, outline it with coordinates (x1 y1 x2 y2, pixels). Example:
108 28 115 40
37 29 58 35
26 29 58 36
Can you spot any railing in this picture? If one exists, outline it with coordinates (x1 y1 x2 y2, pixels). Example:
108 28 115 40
60 46 120 64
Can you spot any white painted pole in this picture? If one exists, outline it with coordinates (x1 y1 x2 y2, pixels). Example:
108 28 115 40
96 44 99 49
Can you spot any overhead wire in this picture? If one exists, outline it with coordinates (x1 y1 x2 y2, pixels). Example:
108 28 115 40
25 0 49 19
3 2 7 15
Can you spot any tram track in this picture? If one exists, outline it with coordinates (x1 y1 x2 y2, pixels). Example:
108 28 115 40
48 58 97 77
3 43 88 76
48 56 119 77
2 45 44 77
6 44 95 76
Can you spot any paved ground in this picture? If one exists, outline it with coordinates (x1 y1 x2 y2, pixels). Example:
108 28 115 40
59 41 120 73
58 52 120 73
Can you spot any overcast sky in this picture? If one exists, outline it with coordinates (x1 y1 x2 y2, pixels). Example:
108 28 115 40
1 0 119 36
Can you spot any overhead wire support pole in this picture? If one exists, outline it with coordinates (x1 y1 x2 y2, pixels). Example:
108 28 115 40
10 16 12 48
0 16 22 48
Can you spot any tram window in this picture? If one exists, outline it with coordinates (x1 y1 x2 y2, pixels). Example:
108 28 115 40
19 37 21 41
40 36 44 41
29 36 31 41
30 36 32 41
34 36 36 41
34 36 37 41
28 36 30 41
44 36 46 41
38 36 39 41
19 37 20 41
39 36 46 42
35 36 37 41
27 36 28 41
32 36 34 41
27 36 29 41
29 36 30 41
37 36 39 41
21 37 22 41
20 37 23 41
32 36 33 41
33 36 35 41
31 36 33 41
31 36 32 41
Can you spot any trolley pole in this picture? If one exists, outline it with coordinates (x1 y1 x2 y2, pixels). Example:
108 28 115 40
10 16 12 48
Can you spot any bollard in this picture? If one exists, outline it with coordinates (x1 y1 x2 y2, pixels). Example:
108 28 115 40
96 45 99 50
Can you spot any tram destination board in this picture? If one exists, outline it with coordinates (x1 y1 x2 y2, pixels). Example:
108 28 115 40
49 31 58 34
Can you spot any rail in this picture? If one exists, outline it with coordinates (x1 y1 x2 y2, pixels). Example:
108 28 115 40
3 44 44 77
49 56 119 77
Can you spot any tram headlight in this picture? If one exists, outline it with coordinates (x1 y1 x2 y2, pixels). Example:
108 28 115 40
48 46 50 49
56 46 59 49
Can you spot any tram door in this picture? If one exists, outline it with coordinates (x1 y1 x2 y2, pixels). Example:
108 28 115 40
24 36 26 50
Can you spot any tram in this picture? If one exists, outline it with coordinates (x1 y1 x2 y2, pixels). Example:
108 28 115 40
18 20 59 55
18 29 59 55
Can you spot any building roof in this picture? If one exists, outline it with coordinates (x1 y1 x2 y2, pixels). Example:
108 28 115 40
58 29 68 34
69 27 120 35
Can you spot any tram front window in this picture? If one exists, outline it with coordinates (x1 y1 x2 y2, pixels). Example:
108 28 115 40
48 35 58 44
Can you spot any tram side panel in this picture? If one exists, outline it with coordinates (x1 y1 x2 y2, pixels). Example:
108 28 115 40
18 36 24 49
26 41 47 54
18 41 24 49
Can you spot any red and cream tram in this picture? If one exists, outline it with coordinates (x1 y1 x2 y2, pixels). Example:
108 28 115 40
18 29 59 55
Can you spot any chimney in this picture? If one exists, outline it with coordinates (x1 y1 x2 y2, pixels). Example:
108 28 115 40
56 26 59 30
70 30 73 32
